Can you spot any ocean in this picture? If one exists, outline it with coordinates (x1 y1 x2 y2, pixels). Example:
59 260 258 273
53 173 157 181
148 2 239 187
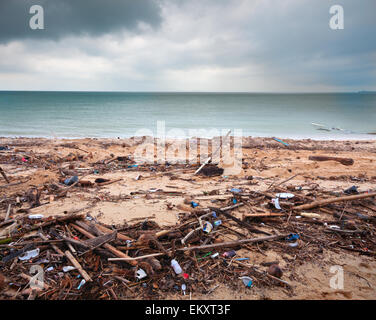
0 91 375 140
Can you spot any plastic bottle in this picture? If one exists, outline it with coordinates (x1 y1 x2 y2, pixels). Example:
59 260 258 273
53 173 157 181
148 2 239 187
171 259 182 274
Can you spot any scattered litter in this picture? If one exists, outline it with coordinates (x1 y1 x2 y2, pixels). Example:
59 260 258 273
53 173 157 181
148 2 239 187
344 186 359 195
64 176 78 186
276 193 294 199
63 266 76 272
77 279 86 290
18 248 40 261
136 268 147 280
223 250 236 258
171 259 183 275
190 201 199 208
239 276 253 288
202 221 213 233
272 198 281 210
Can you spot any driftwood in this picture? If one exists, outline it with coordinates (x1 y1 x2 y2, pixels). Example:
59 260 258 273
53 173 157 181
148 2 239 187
70 223 137 266
308 155 354 166
294 192 376 210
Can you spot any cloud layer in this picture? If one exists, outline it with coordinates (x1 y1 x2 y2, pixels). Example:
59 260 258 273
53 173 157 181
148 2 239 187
0 0 375 92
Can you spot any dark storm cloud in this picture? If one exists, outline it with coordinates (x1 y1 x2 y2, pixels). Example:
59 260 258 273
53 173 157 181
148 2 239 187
0 0 163 43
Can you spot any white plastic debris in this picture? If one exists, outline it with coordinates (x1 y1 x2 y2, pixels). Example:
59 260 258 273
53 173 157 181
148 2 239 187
136 268 147 280
171 259 183 274
328 225 341 230
289 241 299 247
272 198 281 210
276 193 295 199
28 214 44 219
202 221 213 233
46 266 54 272
18 248 40 261
63 266 76 272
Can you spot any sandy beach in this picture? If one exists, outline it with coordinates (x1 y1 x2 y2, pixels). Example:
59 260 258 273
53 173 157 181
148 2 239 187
1 136 376 300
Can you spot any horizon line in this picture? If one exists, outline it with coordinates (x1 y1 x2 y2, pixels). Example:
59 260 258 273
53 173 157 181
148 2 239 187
1 90 375 94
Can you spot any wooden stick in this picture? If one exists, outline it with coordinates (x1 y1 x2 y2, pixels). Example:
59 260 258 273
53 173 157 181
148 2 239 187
4 204 11 222
108 252 165 261
308 155 354 166
0 166 10 183
110 234 289 261
64 250 92 282
294 192 376 211
70 223 137 266
210 207 271 235
194 130 231 175
243 212 285 218
96 178 122 187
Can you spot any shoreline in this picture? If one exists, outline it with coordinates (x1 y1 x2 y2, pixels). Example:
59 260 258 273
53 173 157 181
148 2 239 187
1 133 376 142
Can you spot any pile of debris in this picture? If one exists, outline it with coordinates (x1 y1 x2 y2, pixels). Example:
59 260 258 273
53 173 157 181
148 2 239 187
0 182 375 300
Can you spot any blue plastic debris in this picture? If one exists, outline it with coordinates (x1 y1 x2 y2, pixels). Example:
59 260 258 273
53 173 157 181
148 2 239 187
273 138 289 147
64 176 78 186
232 198 237 204
213 220 222 227
230 188 242 193
286 233 300 241
191 201 199 208
240 276 253 288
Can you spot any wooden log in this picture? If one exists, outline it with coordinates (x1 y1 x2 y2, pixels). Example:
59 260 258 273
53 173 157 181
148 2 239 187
308 155 354 166
294 192 376 211
64 250 92 282
70 223 137 266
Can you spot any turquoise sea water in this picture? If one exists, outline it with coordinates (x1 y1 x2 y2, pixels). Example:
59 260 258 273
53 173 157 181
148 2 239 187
0 91 375 140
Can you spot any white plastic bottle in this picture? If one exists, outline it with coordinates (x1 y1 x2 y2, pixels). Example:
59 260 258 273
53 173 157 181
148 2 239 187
171 259 182 274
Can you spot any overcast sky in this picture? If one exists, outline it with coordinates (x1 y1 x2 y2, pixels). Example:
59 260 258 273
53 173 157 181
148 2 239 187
0 0 375 92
